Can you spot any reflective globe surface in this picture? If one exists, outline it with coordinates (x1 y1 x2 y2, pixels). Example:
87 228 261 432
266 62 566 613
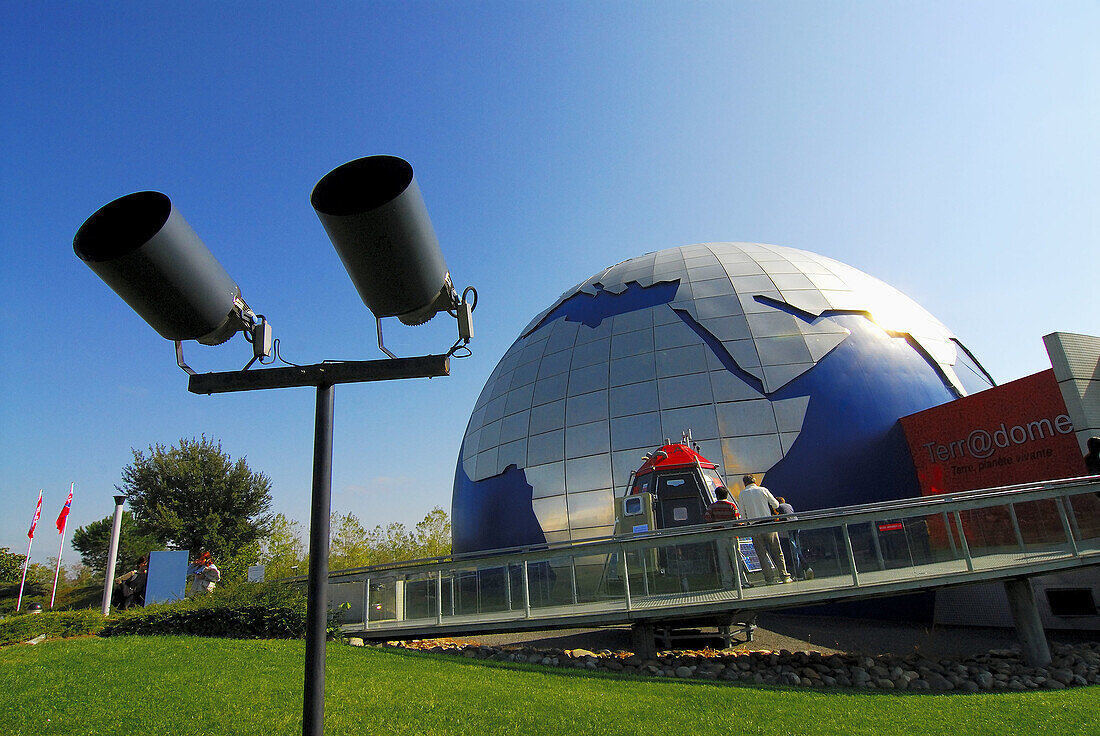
453 243 993 553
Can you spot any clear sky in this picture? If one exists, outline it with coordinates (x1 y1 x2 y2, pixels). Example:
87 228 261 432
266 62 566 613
2 3 1097 566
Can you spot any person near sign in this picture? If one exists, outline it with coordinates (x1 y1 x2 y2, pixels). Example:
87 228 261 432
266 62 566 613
739 475 791 583
1086 437 1100 500
1085 437 1100 475
776 497 812 580
115 554 149 609
187 551 221 596
705 487 752 588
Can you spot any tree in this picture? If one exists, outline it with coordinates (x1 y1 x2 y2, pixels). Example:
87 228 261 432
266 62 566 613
25 561 55 586
216 541 262 584
413 507 451 559
329 512 373 571
72 511 160 575
366 522 417 565
120 436 273 561
67 563 93 587
0 548 25 584
257 513 305 580
326 507 451 571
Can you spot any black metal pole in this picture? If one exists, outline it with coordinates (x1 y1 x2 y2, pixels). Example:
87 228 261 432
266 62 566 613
303 383 334 736
179 352 446 735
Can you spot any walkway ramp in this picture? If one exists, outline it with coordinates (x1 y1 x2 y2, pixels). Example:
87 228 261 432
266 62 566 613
329 477 1100 641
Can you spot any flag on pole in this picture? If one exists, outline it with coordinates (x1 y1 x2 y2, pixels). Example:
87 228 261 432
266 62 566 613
51 483 74 610
56 484 74 533
28 491 43 539
18 491 42 612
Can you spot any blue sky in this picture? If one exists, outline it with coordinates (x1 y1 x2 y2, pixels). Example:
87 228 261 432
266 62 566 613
2 3 1097 566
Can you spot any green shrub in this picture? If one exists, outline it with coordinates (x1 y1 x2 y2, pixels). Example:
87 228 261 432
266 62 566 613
0 610 105 646
101 581 307 639
57 583 107 612
327 601 351 641
0 582 47 615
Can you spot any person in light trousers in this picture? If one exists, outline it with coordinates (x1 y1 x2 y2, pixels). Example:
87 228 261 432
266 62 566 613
738 475 791 583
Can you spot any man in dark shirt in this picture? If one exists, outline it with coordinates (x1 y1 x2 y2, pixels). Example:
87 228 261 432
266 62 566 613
1085 438 1100 500
1085 437 1100 475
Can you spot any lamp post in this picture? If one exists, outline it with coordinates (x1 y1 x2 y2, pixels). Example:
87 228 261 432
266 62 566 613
101 494 127 616
75 156 474 736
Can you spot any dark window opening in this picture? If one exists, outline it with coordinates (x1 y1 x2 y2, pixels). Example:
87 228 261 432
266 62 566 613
1045 588 1098 617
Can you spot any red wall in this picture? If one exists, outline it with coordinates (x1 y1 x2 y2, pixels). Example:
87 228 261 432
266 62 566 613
900 370 1089 548
900 370 1082 495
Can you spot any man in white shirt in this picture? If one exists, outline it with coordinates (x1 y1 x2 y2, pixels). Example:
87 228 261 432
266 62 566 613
739 474 791 583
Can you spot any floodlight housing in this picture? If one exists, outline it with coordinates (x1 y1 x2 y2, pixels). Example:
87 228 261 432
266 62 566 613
74 191 253 345
311 155 456 326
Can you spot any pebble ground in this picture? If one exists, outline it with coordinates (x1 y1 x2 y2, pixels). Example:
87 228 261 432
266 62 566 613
354 613 1100 692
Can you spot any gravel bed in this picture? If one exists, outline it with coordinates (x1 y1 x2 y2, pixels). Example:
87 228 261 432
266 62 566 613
357 637 1100 693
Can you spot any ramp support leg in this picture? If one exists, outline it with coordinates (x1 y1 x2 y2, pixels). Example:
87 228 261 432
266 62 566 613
631 622 658 660
1004 576 1051 667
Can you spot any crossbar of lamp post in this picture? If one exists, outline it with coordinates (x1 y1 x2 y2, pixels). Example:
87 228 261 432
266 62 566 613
187 355 450 394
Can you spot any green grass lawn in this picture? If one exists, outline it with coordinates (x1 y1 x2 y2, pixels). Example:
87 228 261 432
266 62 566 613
2 637 1098 736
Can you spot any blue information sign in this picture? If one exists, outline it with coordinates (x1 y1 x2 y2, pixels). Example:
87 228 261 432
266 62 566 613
146 550 190 604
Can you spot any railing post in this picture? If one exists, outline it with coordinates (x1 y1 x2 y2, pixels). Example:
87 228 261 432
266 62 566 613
870 522 886 570
362 577 371 629
620 546 632 611
1055 498 1080 557
953 511 974 572
475 568 482 614
899 521 916 567
1007 503 1026 552
504 564 513 611
570 556 578 605
842 524 860 586
942 512 958 558
1064 496 1083 548
436 570 444 625
733 536 744 599
640 546 651 596
394 578 405 622
522 560 532 618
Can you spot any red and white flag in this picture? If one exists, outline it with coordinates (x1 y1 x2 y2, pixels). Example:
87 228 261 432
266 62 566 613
51 484 74 610
56 485 73 533
28 491 42 539
18 491 43 612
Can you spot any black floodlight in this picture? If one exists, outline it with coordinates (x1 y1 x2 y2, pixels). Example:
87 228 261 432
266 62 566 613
311 155 458 327
74 191 270 370
75 158 475 736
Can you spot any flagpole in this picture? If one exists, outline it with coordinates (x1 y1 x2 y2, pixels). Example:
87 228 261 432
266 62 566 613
50 527 66 609
50 483 74 609
16 534 34 612
17 490 42 612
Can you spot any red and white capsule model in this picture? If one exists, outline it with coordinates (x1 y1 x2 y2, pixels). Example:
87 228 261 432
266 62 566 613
618 431 730 533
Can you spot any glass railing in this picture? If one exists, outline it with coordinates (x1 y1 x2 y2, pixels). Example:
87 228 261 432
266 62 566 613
324 477 1100 634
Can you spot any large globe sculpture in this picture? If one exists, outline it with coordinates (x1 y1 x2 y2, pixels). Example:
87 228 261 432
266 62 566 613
453 243 994 554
